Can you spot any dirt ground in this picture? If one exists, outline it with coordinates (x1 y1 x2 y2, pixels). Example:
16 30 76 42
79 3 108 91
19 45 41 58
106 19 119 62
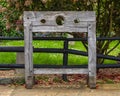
0 68 120 86
0 69 120 96
0 83 120 96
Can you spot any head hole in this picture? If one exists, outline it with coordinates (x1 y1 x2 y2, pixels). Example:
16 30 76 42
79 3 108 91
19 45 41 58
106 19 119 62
56 15 64 25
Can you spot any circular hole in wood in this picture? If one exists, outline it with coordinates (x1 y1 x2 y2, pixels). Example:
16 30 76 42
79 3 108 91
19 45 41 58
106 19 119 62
56 15 64 25
40 19 46 24
74 19 80 23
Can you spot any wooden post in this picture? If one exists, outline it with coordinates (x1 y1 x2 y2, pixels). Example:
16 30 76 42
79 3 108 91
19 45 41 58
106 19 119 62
88 22 96 89
24 23 34 89
16 52 25 76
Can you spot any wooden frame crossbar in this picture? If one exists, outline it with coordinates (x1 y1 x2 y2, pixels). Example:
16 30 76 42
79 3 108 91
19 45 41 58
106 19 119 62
24 11 96 89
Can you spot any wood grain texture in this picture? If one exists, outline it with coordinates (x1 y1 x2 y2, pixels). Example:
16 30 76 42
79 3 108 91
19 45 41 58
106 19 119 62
24 11 96 89
34 68 88 74
24 23 34 89
32 26 88 32
24 11 95 32
88 22 96 88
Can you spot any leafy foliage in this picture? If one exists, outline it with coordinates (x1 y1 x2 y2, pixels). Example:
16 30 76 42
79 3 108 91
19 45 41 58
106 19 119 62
0 0 120 63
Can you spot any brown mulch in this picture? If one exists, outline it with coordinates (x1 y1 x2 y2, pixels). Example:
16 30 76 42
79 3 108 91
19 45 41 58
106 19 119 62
0 70 15 78
97 68 120 83
0 68 120 86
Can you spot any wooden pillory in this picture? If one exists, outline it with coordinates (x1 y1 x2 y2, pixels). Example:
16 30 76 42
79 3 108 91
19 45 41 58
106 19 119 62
24 11 96 89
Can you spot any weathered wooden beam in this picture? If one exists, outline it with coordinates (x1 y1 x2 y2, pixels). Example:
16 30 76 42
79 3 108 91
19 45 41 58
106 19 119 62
88 22 96 89
24 23 34 89
34 68 88 74
24 11 95 33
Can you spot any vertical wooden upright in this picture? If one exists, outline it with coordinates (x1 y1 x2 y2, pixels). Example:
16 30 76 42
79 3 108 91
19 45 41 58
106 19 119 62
88 22 96 88
24 22 34 89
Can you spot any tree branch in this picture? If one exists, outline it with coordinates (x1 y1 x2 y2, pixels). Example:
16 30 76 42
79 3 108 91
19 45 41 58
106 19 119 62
107 41 120 54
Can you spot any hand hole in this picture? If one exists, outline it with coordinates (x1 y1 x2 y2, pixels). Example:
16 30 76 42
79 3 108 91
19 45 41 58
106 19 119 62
74 19 80 23
40 19 46 24
56 15 64 26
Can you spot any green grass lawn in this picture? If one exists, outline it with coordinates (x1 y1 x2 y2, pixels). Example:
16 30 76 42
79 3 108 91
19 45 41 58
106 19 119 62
0 40 119 65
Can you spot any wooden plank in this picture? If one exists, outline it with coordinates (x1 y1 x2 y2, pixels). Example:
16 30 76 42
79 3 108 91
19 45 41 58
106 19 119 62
32 20 88 27
24 11 95 32
32 26 87 32
24 11 96 22
88 22 96 89
24 23 34 89
34 68 88 74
